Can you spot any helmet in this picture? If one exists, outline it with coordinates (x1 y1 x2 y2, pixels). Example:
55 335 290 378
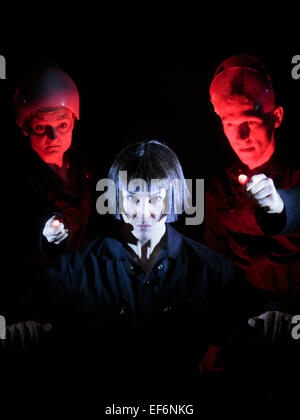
210 54 275 115
14 68 80 127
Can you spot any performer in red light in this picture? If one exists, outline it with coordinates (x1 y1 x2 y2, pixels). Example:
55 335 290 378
11 68 95 260
204 54 300 343
201 54 300 400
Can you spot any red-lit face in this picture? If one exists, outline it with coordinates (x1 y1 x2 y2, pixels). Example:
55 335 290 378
218 102 276 169
24 108 74 167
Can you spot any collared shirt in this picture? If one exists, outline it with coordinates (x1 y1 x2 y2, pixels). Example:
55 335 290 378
204 145 300 294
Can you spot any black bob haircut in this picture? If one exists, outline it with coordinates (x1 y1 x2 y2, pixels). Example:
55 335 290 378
108 140 190 223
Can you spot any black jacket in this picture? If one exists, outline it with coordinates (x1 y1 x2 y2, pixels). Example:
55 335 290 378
43 223 244 336
37 223 258 397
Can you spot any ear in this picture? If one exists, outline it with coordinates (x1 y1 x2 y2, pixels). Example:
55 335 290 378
21 128 29 136
273 106 284 128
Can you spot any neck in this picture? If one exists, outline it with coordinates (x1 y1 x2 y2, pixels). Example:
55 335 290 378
125 222 166 260
50 155 64 168
244 136 275 170
48 153 69 170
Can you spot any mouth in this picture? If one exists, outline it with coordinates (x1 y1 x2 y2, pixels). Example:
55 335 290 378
239 146 255 153
136 224 152 229
46 145 61 151
46 145 60 147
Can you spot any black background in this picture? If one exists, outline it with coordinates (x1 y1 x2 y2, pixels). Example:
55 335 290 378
1 5 300 199
1 5 300 409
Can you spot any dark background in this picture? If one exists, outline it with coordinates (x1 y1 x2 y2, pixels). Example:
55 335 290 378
1 5 300 197
1 5 300 406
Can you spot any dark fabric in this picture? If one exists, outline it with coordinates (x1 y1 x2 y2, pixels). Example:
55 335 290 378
203 145 300 295
4 144 95 262
34 223 248 397
0 142 97 324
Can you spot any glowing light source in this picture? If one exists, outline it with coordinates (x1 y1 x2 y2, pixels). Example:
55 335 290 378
238 174 248 185
52 219 60 228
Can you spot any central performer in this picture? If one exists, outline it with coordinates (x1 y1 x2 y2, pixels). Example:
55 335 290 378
6 140 253 400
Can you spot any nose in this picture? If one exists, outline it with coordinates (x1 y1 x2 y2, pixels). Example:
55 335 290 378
135 199 151 219
45 126 57 141
238 122 250 140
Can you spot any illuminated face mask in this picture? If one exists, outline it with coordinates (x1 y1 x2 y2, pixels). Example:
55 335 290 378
26 107 74 167
121 186 167 243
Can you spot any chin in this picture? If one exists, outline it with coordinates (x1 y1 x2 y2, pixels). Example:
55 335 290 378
133 230 151 241
45 153 64 164
239 153 257 164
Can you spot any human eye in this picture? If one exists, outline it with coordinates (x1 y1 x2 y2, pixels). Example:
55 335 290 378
127 194 139 204
33 124 46 134
150 195 163 204
58 121 69 131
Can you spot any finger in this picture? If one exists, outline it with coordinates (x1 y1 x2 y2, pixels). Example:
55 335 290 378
52 225 67 237
16 323 28 351
247 179 272 197
246 174 268 190
45 232 61 240
264 312 275 341
251 185 273 200
51 233 65 243
25 321 41 347
6 325 15 347
54 235 67 244
255 194 273 208
54 232 69 244
46 216 57 225
272 312 282 343
48 225 65 236
44 226 62 236
46 228 67 243
248 317 258 328
45 234 60 243
54 224 65 233
45 216 59 229
8 325 20 348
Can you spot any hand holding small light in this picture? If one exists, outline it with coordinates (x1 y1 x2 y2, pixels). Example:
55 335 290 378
43 215 69 244
240 173 284 214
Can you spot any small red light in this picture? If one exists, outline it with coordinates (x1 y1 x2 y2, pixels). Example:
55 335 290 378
238 174 248 185
52 219 60 228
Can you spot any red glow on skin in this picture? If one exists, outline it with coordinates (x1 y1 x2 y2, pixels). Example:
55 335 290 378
216 101 283 170
52 219 60 228
24 108 75 168
238 174 249 185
